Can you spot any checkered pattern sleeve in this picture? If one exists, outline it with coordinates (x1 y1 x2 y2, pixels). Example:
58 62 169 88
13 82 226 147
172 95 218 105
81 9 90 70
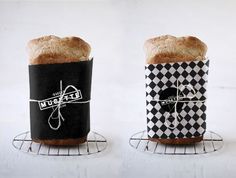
145 60 209 139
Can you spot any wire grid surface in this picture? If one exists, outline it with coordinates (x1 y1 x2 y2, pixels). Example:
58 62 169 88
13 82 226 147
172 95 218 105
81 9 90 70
12 131 107 156
129 130 223 155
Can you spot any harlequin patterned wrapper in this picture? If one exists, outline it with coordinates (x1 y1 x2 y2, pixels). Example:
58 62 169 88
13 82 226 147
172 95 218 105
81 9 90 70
145 59 209 139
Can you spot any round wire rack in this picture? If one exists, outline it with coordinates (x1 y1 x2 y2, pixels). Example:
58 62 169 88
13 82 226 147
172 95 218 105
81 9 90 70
129 130 223 155
12 131 107 156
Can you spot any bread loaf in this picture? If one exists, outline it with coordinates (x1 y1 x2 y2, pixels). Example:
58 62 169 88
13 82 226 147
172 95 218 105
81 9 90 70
28 35 91 146
27 35 91 65
144 35 207 64
144 35 208 145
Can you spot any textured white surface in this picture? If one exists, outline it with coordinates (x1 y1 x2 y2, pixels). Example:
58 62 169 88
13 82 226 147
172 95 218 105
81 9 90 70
0 0 235 178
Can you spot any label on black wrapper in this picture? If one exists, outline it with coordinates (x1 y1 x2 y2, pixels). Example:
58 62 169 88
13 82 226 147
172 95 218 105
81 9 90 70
159 87 184 113
29 59 93 140
38 90 82 110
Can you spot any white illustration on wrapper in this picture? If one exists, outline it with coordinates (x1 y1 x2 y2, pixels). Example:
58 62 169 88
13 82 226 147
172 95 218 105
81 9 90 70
30 80 90 130
153 80 205 129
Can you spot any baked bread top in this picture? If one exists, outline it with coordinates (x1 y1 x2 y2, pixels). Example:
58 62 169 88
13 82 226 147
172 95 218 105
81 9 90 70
27 35 91 65
144 35 207 64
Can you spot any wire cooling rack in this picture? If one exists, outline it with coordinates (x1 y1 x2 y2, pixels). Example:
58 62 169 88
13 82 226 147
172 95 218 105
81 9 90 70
129 130 223 155
12 131 107 156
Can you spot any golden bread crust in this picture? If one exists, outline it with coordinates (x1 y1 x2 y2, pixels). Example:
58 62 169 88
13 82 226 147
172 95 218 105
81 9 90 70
27 35 91 65
144 35 207 64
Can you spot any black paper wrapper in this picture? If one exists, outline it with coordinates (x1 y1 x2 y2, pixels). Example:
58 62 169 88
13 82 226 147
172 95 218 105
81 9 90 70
29 59 93 140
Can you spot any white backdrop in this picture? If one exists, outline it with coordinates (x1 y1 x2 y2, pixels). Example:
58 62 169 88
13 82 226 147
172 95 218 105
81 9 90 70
0 0 236 178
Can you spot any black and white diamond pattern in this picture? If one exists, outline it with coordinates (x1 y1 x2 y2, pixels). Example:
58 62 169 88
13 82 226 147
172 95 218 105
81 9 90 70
145 60 209 139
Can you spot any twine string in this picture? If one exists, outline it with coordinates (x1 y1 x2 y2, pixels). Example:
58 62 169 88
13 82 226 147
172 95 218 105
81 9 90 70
152 80 205 129
30 80 90 130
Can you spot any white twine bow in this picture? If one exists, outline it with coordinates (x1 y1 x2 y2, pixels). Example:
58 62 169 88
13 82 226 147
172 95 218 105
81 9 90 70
30 80 90 130
152 80 206 129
